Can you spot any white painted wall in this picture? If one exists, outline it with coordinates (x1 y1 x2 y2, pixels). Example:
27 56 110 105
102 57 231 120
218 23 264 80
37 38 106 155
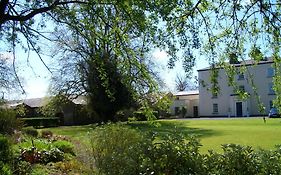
198 61 275 117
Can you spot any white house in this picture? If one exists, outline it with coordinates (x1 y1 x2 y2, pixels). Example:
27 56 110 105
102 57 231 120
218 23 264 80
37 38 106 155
170 90 199 117
198 59 275 117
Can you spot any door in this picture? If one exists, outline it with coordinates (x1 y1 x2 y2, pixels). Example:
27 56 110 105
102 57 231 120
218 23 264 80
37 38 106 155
236 102 243 117
193 106 198 117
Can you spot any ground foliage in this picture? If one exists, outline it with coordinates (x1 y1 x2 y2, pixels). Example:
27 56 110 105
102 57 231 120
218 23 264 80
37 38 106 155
91 123 281 175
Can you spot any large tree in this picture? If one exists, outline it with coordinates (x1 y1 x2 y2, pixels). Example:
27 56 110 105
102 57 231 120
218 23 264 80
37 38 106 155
49 1 159 121
1 0 280 112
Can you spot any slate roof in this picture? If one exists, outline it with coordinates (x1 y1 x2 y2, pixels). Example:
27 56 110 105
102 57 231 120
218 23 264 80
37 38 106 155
6 96 87 108
174 90 199 96
197 59 274 72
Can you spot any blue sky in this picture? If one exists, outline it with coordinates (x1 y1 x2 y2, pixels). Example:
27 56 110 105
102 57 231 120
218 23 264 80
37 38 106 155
2 47 208 100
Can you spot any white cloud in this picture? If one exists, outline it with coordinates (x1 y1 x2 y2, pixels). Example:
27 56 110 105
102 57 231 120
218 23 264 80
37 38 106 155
152 49 168 61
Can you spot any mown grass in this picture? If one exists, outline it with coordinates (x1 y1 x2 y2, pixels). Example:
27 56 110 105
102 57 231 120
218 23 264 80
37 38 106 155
41 117 281 152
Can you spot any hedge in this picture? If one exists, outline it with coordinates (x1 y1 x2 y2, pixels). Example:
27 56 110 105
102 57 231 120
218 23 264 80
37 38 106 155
20 117 60 128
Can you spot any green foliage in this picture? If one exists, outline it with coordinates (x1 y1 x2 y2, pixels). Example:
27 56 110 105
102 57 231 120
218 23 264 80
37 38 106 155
0 135 12 175
249 46 264 61
90 123 281 175
0 161 12 175
216 144 259 175
12 160 32 175
0 109 22 134
0 135 13 163
39 95 70 118
52 140 75 155
22 128 39 137
91 124 146 175
135 93 173 120
142 134 206 175
90 124 206 174
16 138 74 165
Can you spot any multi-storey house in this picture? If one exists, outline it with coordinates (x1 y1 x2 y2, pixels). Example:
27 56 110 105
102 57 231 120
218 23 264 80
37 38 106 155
198 59 275 117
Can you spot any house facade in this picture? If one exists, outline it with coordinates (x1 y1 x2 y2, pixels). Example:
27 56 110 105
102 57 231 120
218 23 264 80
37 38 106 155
170 90 199 117
198 59 275 117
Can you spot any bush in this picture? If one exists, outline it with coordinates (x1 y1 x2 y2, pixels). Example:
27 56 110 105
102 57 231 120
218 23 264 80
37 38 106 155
142 134 206 175
22 128 39 137
0 109 22 134
0 135 13 175
41 130 53 139
0 161 12 175
91 123 146 175
13 160 32 175
52 140 75 155
208 144 260 175
41 148 64 164
90 124 206 175
90 124 281 175
21 118 59 128
0 135 13 163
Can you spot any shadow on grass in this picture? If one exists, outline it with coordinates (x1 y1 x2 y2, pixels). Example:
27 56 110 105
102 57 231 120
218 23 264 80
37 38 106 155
127 120 220 139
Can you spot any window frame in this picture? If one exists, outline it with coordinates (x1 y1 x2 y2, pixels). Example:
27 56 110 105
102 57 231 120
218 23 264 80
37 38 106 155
268 83 275 95
267 67 275 77
213 103 218 114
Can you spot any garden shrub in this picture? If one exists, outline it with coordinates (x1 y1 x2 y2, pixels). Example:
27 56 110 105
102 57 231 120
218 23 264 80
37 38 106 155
13 160 32 175
90 124 206 175
0 135 13 175
41 130 53 139
21 118 59 128
257 146 281 174
214 144 260 175
0 135 13 163
22 128 39 137
0 109 22 134
41 148 64 164
52 140 75 155
91 123 146 175
0 161 12 175
142 134 206 175
90 124 281 175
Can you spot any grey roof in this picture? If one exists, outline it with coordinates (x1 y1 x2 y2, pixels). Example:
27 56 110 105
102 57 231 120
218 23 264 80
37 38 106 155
7 98 49 108
23 98 48 108
197 59 274 72
7 96 87 108
174 90 199 96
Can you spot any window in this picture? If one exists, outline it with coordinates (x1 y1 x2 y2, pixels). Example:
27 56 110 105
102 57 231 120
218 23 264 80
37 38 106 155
269 100 273 109
175 107 180 115
213 103 218 114
237 73 245 80
268 83 275 95
267 67 275 77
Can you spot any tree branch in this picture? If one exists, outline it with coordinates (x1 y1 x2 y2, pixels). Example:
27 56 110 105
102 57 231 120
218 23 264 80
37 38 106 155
1 0 86 25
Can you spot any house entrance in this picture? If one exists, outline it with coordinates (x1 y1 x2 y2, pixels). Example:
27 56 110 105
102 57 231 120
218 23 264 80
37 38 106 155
193 106 198 117
236 102 243 117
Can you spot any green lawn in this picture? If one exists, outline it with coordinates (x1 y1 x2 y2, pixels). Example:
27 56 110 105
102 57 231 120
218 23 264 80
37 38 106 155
42 117 281 152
